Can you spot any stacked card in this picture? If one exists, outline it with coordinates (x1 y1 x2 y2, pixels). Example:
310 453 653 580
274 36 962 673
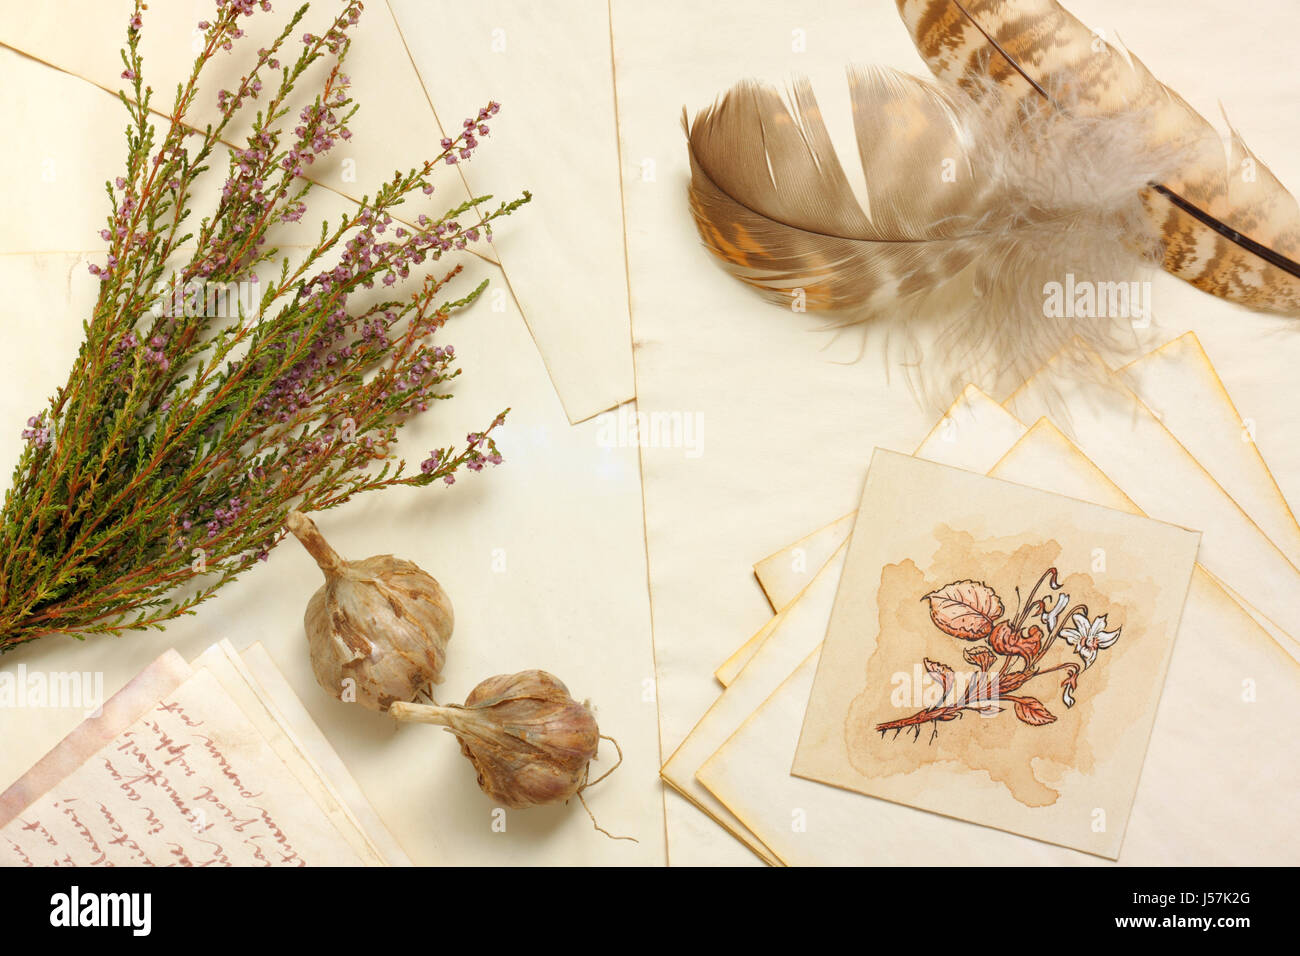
662 332 1300 865
0 641 407 866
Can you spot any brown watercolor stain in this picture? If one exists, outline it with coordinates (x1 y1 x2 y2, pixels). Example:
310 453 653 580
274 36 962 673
844 524 1149 808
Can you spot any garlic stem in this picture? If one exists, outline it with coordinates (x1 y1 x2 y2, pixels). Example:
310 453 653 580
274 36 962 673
389 700 458 727
286 510 348 577
390 700 516 750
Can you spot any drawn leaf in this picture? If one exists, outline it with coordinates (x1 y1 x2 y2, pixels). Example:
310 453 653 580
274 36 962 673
924 580 1004 640
1012 697 1057 726
923 657 955 699
962 645 997 671
971 703 1004 716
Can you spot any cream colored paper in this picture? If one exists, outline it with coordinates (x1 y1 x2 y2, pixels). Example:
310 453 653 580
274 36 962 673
0 650 192 829
793 451 1199 858
0 667 368 866
0 0 634 421
716 612 790 690
612 0 954 863
751 515 855 617
239 643 410 867
701 422 1300 865
665 397 1026 860
0 642 400 866
663 545 847 864
1004 350 1300 656
192 643 388 866
727 387 1026 684
388 0 635 423
1118 332 1300 568
0 2 481 255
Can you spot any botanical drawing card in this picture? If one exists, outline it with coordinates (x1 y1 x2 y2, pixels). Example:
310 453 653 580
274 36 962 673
793 450 1200 858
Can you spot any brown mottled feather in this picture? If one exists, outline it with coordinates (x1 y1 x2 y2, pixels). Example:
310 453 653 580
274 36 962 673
897 0 1300 315
686 65 1179 400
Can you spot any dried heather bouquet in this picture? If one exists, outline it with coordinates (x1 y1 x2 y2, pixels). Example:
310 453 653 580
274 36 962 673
0 0 528 650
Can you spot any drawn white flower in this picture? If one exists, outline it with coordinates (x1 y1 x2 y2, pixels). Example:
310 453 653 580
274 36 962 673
1059 612 1121 669
1041 592 1070 633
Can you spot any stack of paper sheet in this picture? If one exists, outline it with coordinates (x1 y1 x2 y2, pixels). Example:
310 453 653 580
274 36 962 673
0 641 409 866
661 332 1300 864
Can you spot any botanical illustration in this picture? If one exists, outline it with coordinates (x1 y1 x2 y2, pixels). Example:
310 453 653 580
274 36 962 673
876 565 1122 741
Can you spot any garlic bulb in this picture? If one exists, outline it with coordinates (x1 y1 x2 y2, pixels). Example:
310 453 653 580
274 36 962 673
390 670 600 808
286 510 453 711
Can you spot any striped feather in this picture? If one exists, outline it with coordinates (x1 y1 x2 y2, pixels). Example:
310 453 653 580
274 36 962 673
897 0 1300 315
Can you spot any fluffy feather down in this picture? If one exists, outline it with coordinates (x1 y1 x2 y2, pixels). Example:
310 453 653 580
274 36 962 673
686 66 1181 401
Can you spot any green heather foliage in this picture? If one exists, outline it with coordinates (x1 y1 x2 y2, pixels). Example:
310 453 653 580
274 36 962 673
0 0 528 649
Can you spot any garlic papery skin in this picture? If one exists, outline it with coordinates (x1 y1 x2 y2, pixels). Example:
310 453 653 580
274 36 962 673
390 670 600 809
286 510 453 712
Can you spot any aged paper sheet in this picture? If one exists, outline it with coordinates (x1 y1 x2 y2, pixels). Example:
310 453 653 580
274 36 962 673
0 651 192 830
793 451 1199 857
0 1 636 421
727 387 1025 684
1005 351 1300 658
239 643 410 866
389 0 635 422
0 668 368 866
663 388 1025 860
702 422 1300 864
1118 332 1300 568
192 643 388 866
